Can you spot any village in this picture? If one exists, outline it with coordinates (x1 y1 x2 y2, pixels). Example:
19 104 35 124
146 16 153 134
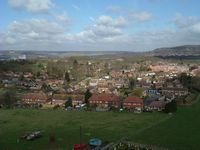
1 57 199 114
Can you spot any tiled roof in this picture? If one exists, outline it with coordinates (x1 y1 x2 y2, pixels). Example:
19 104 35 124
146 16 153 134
124 96 143 103
162 88 188 91
89 93 119 102
53 94 84 101
149 100 166 108
53 94 69 100
22 92 48 101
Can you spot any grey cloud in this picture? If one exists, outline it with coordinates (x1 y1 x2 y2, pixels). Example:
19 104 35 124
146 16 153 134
8 0 54 13
192 23 200 33
172 13 199 28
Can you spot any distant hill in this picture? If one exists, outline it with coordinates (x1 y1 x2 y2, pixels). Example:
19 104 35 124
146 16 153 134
0 50 139 60
148 45 200 56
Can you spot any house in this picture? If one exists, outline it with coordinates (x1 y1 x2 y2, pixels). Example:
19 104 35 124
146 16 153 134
89 79 98 87
22 92 48 105
123 96 143 110
45 79 64 90
98 79 108 87
142 82 152 89
52 94 69 106
144 96 160 106
3 78 19 87
145 89 160 95
162 88 188 96
89 93 120 108
72 95 85 106
114 80 125 89
97 87 110 93
110 70 123 79
24 72 33 78
149 100 167 111
52 94 85 106
154 83 163 89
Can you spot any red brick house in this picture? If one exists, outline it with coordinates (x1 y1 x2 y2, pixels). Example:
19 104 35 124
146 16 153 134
72 95 85 106
89 93 120 108
149 100 167 111
123 96 143 110
52 94 68 106
52 94 85 106
162 88 188 96
22 91 48 104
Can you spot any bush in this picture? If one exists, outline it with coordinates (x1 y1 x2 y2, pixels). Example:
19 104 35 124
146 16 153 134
164 100 177 113
53 105 60 110
0 90 17 108
109 106 119 112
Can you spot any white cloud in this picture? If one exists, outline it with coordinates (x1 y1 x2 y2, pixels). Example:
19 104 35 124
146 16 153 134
9 19 64 35
4 18 66 45
74 15 128 42
129 11 153 22
8 0 54 13
0 33 16 45
191 23 200 33
0 16 129 50
1 13 200 51
97 16 128 28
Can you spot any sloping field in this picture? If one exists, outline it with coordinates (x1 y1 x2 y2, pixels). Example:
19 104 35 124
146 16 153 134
0 109 169 150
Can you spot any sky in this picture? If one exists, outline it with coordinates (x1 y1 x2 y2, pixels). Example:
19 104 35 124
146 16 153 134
0 0 200 51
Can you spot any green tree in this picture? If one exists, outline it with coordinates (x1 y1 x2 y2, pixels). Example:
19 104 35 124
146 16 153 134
36 71 41 77
0 91 17 108
124 91 129 97
164 100 177 113
42 83 52 92
19 74 24 81
191 76 200 92
65 97 72 108
129 78 136 90
65 72 70 83
132 88 144 97
179 73 192 88
73 59 78 69
84 89 92 107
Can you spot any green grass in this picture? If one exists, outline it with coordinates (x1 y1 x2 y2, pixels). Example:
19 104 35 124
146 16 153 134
133 100 200 150
0 110 169 150
1 99 200 150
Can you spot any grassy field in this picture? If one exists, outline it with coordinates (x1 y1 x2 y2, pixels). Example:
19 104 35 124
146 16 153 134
0 109 169 150
133 100 200 150
1 99 200 150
